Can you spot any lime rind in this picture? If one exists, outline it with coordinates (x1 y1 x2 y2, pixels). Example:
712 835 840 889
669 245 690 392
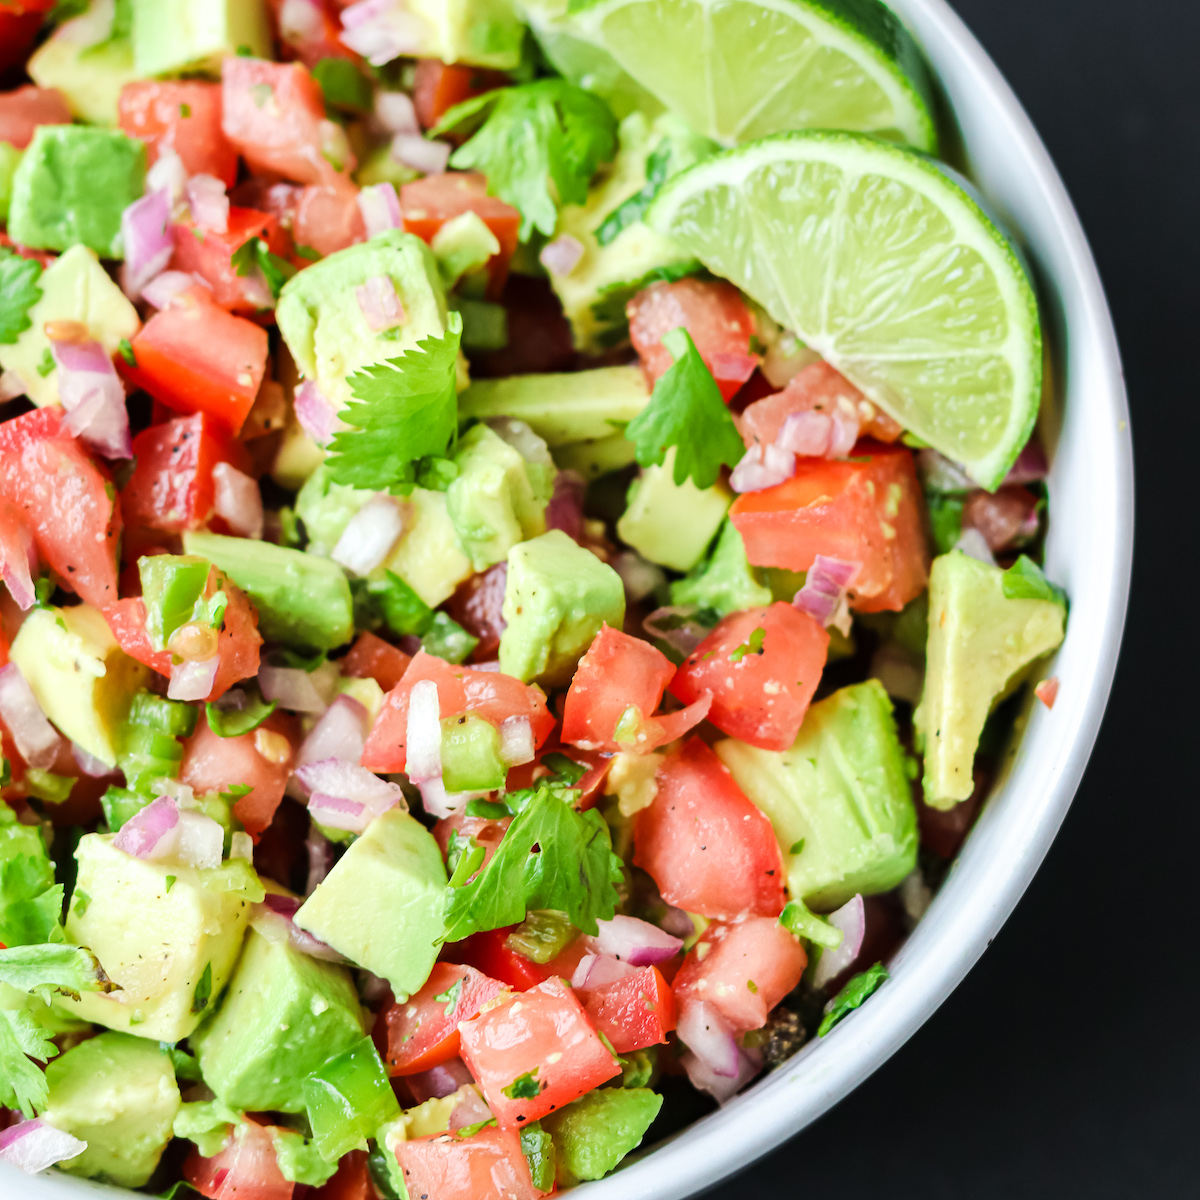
646 131 1041 489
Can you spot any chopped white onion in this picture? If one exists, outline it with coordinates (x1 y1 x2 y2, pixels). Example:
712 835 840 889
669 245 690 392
121 188 174 299
169 655 219 702
113 795 181 861
0 663 64 769
142 269 211 310
0 519 36 611
374 90 419 135
212 462 264 539
332 493 406 576
294 379 335 445
588 914 684 966
446 1086 493 1132
827 396 860 457
916 448 974 491
405 678 442 783
391 133 451 176
354 275 406 333
498 715 534 767
187 173 229 234
812 894 867 988
415 776 481 820
56 0 115 45
357 183 403 239
49 336 132 460
676 1000 740 1078
146 145 188 207
729 442 795 493
259 663 336 715
340 0 430 65
295 694 370 774
230 831 254 861
0 1119 88 1175
539 234 584 278
954 526 996 565
776 410 832 458
177 810 225 869
299 757 404 833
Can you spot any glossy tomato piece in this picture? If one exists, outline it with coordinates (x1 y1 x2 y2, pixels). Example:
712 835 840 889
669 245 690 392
401 173 519 298
221 57 354 186
669 602 828 751
361 651 555 774
394 1125 547 1200
376 962 508 1076
118 81 238 186
312 1150 372 1200
458 977 621 1129
633 738 786 921
341 631 412 693
183 1118 294 1200
674 917 805 1034
730 441 929 612
628 278 757 401
0 498 33 608
579 964 677 1053
562 624 710 754
0 86 71 150
292 182 365 258
451 926 587 994
0 408 121 610
170 207 287 313
412 60 507 129
443 563 507 663
119 293 269 436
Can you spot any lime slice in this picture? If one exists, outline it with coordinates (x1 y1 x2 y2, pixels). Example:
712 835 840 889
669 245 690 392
564 0 937 150
647 132 1041 488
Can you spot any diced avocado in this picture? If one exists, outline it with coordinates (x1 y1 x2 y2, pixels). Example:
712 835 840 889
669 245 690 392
552 433 639 481
277 230 449 416
294 809 447 1000
500 530 625 687
459 365 650 447
273 416 327 490
182 531 355 651
60 834 258 1041
446 423 550 571
0 245 141 409
337 675 386 723
131 0 272 78
42 1033 181 1188
295 463 374 555
913 551 1066 809
0 143 21 223
542 1087 663 1186
7 125 145 258
403 0 525 69
440 713 507 792
10 606 150 769
191 925 365 1113
715 681 918 911
670 519 772 615
616 449 731 573
28 14 137 126
431 212 500 290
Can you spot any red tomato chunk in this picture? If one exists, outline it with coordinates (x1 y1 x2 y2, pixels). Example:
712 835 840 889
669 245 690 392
394 1125 548 1200
170 207 288 313
341 631 412 693
183 1118 294 1200
579 964 677 1053
413 59 506 130
0 85 72 150
119 81 238 186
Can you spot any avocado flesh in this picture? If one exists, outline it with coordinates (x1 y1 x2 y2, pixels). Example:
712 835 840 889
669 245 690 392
914 550 1066 809
543 1087 663 1186
670 518 773 615
0 144 21 223
716 681 918 911
405 0 526 68
131 0 272 78
28 27 137 126
43 1033 181 1188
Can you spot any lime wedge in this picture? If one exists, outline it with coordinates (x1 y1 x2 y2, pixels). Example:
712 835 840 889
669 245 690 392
646 132 1041 488
564 0 937 150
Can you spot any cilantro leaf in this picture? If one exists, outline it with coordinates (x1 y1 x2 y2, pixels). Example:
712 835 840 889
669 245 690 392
0 248 44 345
205 685 276 739
442 786 623 943
1001 555 1067 607
595 141 671 247
779 898 843 950
191 962 213 1014
625 327 746 489
0 1004 57 1116
433 80 617 240
231 236 296 302
503 1069 543 1100
325 312 462 493
1 803 65 947
0 943 114 1001
729 626 765 663
818 962 889 1036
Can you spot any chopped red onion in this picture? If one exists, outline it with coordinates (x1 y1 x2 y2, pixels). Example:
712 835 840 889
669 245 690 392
294 379 335 445
827 397 860 458
260 665 330 715
297 757 404 833
391 134 451 176
306 826 335 895
538 234 584 278
212 462 264 539
187 174 230 234
178 810 225 869
0 520 36 611
340 0 429 65
145 145 188 207
776 410 832 458
72 742 114 778
1004 439 1049 485
407 1059 475 1103
405 678 442 783
169 655 219 702
49 336 132 460
357 183 403 240
729 442 795 493
571 952 635 990
0 663 64 769
253 893 348 962
792 555 861 632
710 351 758 387
332 493 406 576
354 276 406 335
658 905 696 940
296 694 370 774
113 795 180 861
545 469 586 542
681 1045 762 1105
611 551 666 604
676 1000 740 1078
142 270 211 310
954 526 995 565
374 90 419 135
309 792 365 832
121 188 174 299
278 0 326 42
415 776 481 821
643 606 712 658
446 1086 493 1132
0 1119 87 1174
0 369 27 402
812 893 866 988
498 716 534 767
588 914 684 966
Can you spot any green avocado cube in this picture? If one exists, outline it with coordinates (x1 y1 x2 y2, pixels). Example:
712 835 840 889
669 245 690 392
191 924 365 1113
7 125 146 258
43 1032 181 1188
670 519 772 616
715 681 918 911
0 143 22 223
500 529 626 688
543 1087 663 1186
404 0 525 69
131 0 272 78
294 810 447 1001
28 20 138 126
303 1035 400 1161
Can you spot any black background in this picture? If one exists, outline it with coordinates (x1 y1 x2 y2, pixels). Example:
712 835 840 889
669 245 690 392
737 1 1196 1195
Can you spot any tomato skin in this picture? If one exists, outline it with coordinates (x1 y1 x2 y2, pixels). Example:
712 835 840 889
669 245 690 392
412 60 507 129
562 624 710 754
119 294 269 436
394 1125 547 1200
633 738 786 922
0 86 72 150
730 441 929 613
579 964 677 1053
361 651 555 774
0 407 121 610
458 977 621 1129
292 182 365 257
674 917 806 1034
118 81 238 186
183 1118 294 1200
376 962 508 1076
669 602 829 751
451 927 587 994
400 173 519 298
341 632 412 693
312 1150 373 1200
170 207 288 313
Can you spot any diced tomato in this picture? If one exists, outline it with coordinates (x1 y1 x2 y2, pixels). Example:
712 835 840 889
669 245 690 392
628 278 758 401
673 917 806 1034
0 499 33 606
312 1150 373 1200
375 962 508 1076
180 709 298 836
267 0 357 69
669 602 828 751
293 182 365 258
401 173 519 298
729 441 930 612
183 1118 294 1200
562 625 710 754
0 86 71 150
451 926 587 994
170 207 288 313
394 1125 547 1200
579 964 677 1053
221 57 355 187
458 977 621 1129
633 738 786 922
118 293 270 437
0 12 42 74
443 563 507 663
341 632 412 693
962 484 1039 553
105 598 172 675
413 60 507 130
0 408 121 610
361 651 555 774
118 81 238 187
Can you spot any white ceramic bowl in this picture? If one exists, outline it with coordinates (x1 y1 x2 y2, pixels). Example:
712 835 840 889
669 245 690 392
4 1 1132 1197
